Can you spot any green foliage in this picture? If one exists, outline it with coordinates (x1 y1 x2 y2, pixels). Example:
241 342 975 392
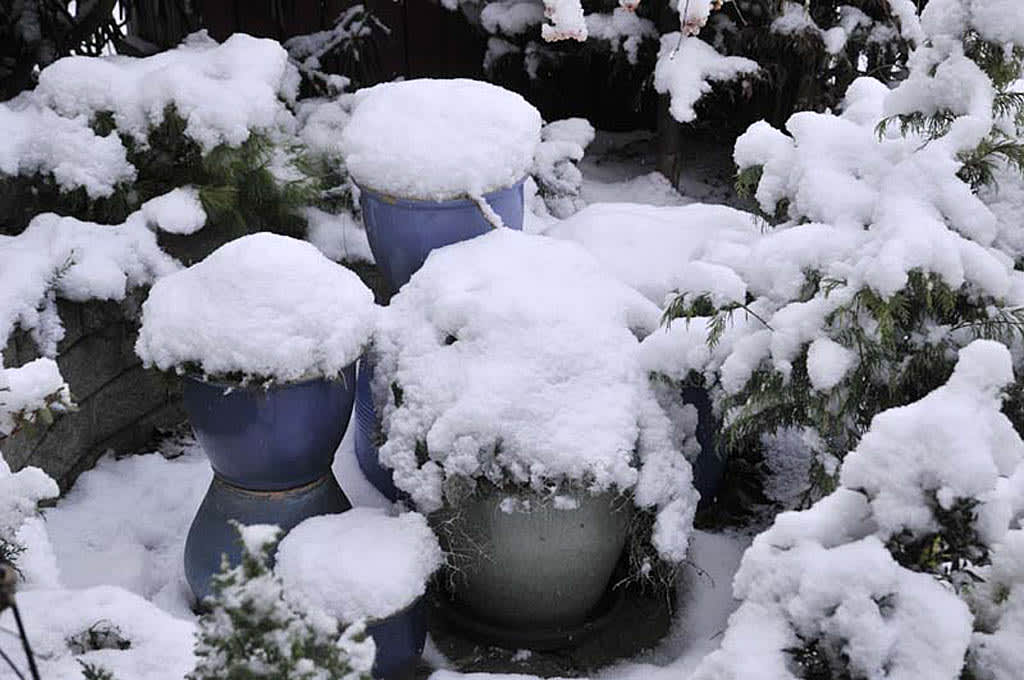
886 494 989 588
785 635 855 680
0 537 25 573
189 521 374 680
1 105 323 242
79 661 117 680
672 270 1024 506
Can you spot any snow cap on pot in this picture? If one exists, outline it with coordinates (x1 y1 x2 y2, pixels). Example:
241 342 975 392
373 228 700 564
135 232 377 384
340 78 542 201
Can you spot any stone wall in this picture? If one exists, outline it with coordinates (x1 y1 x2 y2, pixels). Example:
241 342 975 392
1 293 185 492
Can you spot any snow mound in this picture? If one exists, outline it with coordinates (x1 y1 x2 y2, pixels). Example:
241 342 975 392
341 79 542 200
276 508 442 624
545 202 760 306
35 32 299 150
136 232 376 382
0 585 196 680
140 187 206 235
374 229 698 562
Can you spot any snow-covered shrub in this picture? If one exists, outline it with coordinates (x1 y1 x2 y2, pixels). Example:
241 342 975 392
135 232 376 385
657 0 1024 507
692 340 1024 680
0 32 319 243
530 117 595 218
373 228 699 570
0 449 58 572
189 522 375 680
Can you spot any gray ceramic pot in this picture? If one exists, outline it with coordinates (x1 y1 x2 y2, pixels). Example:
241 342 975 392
435 483 633 630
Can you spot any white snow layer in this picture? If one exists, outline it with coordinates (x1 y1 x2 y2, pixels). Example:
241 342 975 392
135 232 376 382
0 585 196 680
276 508 443 624
341 79 542 200
139 187 207 235
654 35 759 124
374 229 699 562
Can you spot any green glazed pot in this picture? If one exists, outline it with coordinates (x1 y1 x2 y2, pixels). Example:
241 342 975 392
435 483 633 631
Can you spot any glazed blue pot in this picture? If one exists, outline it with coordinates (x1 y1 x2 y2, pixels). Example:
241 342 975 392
358 180 526 295
182 370 356 603
185 475 350 603
182 367 356 491
367 597 428 679
355 181 526 501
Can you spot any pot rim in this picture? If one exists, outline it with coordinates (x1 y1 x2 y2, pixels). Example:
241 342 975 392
357 177 527 208
181 365 355 392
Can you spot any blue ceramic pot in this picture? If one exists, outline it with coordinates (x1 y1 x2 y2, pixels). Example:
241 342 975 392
183 368 356 491
355 181 526 501
182 370 356 603
185 475 350 603
359 180 526 295
366 598 428 679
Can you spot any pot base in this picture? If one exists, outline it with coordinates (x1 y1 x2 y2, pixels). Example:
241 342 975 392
185 473 351 605
430 580 625 652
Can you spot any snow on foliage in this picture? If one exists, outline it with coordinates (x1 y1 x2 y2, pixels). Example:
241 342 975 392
135 232 376 382
0 100 135 199
341 79 542 200
654 35 759 124
0 358 71 436
0 210 182 433
190 522 374 680
0 449 59 557
694 340 1024 680
584 8 658 64
373 229 698 562
276 508 443 624
540 0 588 41
0 585 196 680
531 117 595 218
35 32 299 150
